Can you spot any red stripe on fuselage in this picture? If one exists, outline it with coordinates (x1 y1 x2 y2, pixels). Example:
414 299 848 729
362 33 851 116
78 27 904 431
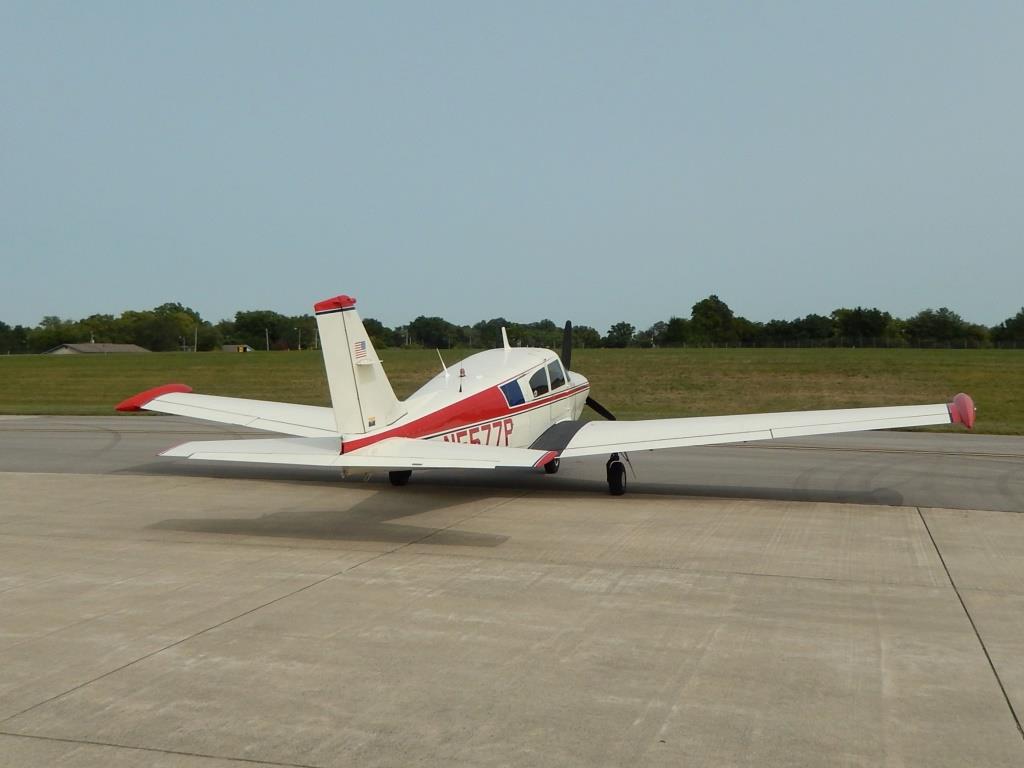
342 383 589 453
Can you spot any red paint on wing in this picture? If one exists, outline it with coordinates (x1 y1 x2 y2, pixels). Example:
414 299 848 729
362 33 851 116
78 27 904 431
115 383 193 412
947 392 976 429
313 295 356 313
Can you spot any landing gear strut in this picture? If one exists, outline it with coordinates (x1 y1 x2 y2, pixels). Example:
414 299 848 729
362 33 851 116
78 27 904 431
389 470 412 486
606 453 626 496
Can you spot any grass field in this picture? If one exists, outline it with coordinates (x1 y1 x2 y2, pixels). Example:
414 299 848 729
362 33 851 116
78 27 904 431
1 348 1022 434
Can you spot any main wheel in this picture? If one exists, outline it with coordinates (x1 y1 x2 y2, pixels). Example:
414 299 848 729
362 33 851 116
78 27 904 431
606 461 626 496
544 458 560 475
389 470 412 486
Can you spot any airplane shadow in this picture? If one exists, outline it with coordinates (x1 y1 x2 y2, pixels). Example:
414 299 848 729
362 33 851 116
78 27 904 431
146 474 509 548
127 458 906 509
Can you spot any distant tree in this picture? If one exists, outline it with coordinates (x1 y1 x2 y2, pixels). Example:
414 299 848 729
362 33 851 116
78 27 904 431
792 313 834 341
904 307 981 347
27 316 77 352
763 318 796 342
363 318 390 348
603 321 635 348
0 321 13 354
232 310 291 350
153 302 202 322
408 316 457 348
732 316 763 345
661 317 691 346
0 322 28 354
646 321 668 346
830 306 893 344
690 295 737 344
631 322 663 347
572 325 602 349
472 318 511 348
991 308 1024 344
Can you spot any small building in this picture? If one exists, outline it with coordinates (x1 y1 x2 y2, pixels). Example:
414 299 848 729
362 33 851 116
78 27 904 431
45 343 150 355
222 344 255 353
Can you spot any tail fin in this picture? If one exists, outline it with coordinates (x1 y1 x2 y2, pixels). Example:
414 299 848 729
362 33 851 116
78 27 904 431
313 295 405 434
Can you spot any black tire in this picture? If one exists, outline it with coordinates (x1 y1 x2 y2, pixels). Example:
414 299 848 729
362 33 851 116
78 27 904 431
389 470 412 486
544 458 560 475
606 461 626 496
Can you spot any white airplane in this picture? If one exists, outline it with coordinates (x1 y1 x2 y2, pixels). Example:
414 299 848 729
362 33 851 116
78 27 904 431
116 294 977 495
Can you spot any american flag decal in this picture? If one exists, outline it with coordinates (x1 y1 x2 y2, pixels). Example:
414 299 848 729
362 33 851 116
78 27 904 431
354 340 367 359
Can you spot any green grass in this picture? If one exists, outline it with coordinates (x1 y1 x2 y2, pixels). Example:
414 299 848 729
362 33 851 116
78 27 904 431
1 348 1022 434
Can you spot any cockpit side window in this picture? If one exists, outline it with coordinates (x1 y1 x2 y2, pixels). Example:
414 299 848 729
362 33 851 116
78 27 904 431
529 367 549 397
499 380 525 407
547 360 566 390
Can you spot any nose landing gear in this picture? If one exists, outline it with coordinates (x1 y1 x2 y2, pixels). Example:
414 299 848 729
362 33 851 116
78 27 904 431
606 453 626 496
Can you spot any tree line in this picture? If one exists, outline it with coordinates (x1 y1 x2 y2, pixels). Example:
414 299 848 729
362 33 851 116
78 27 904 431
2 296 1024 354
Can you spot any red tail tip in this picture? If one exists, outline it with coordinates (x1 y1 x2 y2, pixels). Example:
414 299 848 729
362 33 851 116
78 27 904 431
313 295 356 313
947 393 976 429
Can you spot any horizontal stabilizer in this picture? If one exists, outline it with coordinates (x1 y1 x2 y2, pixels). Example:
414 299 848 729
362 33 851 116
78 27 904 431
162 436 557 471
116 384 337 437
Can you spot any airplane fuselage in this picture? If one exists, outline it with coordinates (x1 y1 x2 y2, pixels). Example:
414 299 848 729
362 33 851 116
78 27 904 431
339 347 590 453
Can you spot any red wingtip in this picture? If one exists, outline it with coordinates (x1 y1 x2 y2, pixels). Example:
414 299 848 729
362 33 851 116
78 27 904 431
115 383 192 412
313 295 356 313
947 392 976 430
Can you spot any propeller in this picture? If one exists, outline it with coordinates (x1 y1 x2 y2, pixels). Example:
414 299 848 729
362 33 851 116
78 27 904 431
561 320 617 421
561 320 572 371
585 395 616 421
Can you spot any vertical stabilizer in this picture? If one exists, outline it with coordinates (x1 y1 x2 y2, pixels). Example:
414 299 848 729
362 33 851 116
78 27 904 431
313 295 404 434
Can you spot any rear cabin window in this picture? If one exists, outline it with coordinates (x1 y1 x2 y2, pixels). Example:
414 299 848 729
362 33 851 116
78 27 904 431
499 380 525 407
547 360 566 390
529 367 549 397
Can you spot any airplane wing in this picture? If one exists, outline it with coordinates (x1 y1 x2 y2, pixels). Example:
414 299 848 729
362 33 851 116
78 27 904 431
162 435 558 471
115 384 337 437
535 394 976 458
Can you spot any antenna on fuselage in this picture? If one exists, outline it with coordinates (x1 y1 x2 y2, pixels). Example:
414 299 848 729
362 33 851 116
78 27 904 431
501 327 511 352
436 349 449 379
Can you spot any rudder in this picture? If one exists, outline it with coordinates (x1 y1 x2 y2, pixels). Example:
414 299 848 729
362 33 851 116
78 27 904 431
313 295 404 434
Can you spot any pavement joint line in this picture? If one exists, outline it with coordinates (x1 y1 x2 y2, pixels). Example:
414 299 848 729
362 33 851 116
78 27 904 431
0 493 528 728
0 730 321 768
916 506 1024 743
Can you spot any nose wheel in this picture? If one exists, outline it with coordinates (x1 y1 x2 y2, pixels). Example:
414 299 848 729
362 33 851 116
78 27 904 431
606 453 626 496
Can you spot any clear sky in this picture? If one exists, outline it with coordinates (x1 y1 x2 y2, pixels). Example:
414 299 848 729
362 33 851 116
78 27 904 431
2 2 1021 332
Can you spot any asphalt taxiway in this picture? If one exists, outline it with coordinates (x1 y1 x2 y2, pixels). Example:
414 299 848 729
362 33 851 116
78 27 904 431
1 416 1023 766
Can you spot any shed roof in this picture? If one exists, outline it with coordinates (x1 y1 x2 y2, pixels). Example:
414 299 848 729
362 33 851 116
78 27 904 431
45 343 151 354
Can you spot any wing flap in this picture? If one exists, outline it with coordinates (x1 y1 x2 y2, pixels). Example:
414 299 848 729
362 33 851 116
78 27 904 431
559 401 964 458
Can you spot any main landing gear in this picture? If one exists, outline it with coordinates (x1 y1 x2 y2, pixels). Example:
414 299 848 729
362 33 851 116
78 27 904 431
389 470 412 486
606 453 626 496
543 458 560 475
